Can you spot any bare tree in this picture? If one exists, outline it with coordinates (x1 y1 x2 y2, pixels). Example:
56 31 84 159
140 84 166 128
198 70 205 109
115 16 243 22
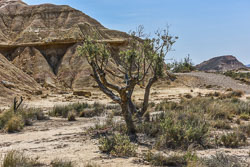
13 96 23 113
77 26 177 137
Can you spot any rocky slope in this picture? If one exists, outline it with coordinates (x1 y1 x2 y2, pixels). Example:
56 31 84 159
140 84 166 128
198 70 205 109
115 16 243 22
0 0 130 102
0 53 41 105
196 55 246 72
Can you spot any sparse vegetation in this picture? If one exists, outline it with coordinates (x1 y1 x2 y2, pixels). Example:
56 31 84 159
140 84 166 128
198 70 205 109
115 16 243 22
49 102 105 118
239 123 250 137
51 159 74 167
217 132 247 148
2 150 42 167
0 107 47 133
143 151 199 166
155 111 209 150
99 133 137 157
67 111 76 121
202 152 245 167
4 115 24 133
169 55 196 73
212 120 231 130
224 71 250 85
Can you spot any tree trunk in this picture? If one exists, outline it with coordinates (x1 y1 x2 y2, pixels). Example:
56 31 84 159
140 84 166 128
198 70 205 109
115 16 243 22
121 100 136 137
141 76 157 116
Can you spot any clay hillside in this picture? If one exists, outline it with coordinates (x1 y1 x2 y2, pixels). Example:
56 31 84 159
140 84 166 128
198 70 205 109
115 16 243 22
0 0 131 101
196 55 246 72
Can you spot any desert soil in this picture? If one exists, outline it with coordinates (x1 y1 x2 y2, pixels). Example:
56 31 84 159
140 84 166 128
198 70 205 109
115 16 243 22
0 72 250 166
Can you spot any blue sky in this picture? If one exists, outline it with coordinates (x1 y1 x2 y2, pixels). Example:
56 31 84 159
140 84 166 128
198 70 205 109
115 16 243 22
23 0 250 65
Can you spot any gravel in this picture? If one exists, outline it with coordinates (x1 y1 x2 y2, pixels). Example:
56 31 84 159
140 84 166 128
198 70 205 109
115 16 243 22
177 72 250 94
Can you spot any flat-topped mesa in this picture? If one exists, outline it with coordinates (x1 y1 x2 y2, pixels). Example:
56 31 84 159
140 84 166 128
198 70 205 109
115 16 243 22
0 1 131 93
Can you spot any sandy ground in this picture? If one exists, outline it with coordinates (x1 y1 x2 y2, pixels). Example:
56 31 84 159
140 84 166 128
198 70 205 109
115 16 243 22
0 117 147 167
0 73 250 166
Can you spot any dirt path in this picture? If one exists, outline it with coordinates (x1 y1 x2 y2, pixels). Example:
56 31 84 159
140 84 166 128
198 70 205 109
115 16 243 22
178 72 250 94
0 117 146 167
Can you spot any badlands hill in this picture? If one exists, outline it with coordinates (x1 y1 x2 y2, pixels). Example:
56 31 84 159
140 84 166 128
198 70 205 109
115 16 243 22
0 0 130 102
196 55 246 72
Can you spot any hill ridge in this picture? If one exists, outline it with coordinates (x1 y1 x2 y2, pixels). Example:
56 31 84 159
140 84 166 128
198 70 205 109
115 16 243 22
196 55 246 72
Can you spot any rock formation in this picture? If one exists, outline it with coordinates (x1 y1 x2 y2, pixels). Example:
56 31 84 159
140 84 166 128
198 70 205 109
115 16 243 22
0 0 130 101
196 55 246 72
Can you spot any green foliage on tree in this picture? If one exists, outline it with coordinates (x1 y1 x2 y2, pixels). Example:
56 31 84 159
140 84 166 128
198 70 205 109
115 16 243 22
78 26 177 137
169 55 196 73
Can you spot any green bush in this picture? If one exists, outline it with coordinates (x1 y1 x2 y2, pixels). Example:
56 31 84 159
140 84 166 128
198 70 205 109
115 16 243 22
239 113 250 120
136 122 161 137
143 151 199 167
2 150 41 167
169 56 196 73
217 132 247 148
155 111 209 150
99 133 137 157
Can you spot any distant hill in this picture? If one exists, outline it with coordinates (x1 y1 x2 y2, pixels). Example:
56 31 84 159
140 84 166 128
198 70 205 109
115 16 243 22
196 55 246 72
246 64 250 68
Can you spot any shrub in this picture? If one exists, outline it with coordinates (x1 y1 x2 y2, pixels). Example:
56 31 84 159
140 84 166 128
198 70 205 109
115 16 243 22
50 102 104 118
67 111 76 121
155 111 209 150
51 159 74 167
0 110 14 130
170 55 196 73
202 152 245 167
4 115 24 133
2 150 41 167
143 151 199 167
50 105 71 118
206 102 231 120
239 113 250 121
0 108 47 132
20 108 47 126
212 120 231 130
79 108 102 118
217 132 247 148
136 122 161 137
227 90 244 98
99 133 137 157
155 100 178 111
239 124 250 137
